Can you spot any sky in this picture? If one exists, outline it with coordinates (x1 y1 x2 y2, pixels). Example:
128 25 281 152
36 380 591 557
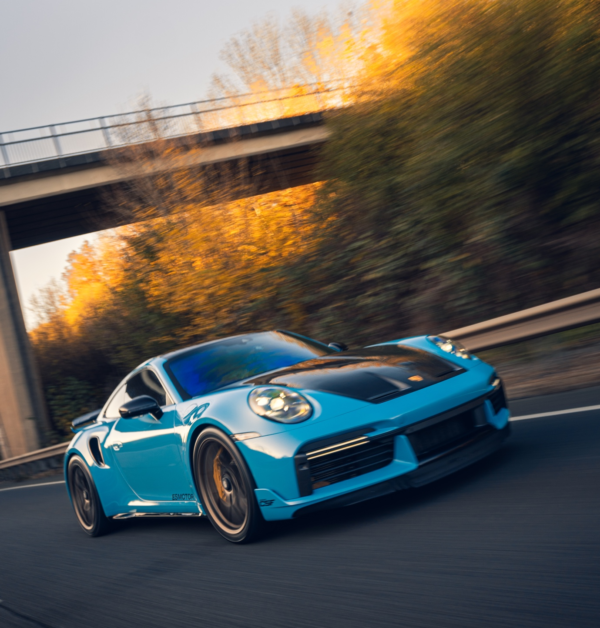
2 0 348 327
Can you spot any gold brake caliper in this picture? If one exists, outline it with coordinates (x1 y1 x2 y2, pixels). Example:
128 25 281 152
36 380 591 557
212 447 227 500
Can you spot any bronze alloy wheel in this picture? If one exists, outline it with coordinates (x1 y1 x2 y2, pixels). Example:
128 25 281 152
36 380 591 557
193 428 263 543
67 456 112 537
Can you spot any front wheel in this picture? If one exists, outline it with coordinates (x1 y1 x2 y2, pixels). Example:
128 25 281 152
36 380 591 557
67 456 112 537
193 428 264 543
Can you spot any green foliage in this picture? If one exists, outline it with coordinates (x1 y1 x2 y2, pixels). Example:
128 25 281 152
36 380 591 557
46 377 100 435
317 0 600 336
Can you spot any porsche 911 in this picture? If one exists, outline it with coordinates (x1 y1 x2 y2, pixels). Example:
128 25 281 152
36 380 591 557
65 331 510 543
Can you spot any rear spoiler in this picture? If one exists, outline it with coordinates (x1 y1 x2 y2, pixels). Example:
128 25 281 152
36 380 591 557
71 409 102 432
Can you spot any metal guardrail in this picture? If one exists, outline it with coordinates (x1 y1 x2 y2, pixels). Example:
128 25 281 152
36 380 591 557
0 442 68 481
446 287 600 351
1 287 599 479
0 82 346 168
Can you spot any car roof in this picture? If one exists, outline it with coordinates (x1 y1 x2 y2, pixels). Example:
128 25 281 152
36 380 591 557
157 331 274 362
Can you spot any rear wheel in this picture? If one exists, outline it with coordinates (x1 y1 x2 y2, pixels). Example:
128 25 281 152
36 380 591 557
193 428 263 543
67 456 112 537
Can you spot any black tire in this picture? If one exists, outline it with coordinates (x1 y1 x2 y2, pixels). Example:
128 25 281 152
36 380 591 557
67 455 112 537
193 428 264 543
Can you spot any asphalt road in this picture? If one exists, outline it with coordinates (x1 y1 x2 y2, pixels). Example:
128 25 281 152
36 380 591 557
1 402 599 628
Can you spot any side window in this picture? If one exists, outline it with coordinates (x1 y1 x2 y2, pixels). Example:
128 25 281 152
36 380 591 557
104 370 169 418
126 370 168 407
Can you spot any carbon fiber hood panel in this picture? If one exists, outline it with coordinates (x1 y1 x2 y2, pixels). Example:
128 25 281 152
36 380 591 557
245 345 464 403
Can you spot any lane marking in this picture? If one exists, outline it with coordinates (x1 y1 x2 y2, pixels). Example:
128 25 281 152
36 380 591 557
0 480 65 493
511 404 600 421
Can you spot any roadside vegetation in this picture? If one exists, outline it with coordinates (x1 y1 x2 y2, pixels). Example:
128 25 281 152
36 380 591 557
29 0 600 437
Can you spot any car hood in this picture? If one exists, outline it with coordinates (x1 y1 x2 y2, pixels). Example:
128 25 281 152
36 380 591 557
244 345 465 404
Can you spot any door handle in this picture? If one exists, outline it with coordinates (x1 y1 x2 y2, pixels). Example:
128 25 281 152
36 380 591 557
112 442 123 451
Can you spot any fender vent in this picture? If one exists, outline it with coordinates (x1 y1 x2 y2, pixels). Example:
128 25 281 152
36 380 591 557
89 437 105 466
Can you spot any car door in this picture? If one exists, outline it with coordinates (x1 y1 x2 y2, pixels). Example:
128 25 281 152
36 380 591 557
104 369 195 502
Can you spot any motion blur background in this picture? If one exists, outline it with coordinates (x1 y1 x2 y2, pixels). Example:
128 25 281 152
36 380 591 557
4 0 600 441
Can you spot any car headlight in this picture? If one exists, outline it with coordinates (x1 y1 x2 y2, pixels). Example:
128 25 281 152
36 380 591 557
427 335 472 359
248 386 313 424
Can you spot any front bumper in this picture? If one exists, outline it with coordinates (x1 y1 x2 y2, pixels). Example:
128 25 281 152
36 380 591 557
293 423 510 517
248 381 510 521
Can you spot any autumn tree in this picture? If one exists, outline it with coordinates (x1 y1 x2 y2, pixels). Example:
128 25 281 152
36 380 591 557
208 4 365 123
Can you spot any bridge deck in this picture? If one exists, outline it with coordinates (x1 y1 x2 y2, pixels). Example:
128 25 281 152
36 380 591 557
0 113 329 249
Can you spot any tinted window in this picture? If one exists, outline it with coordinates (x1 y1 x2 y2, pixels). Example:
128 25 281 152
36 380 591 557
104 369 168 418
164 331 333 400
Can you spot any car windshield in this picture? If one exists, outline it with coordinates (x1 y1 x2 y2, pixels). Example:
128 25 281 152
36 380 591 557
163 331 334 400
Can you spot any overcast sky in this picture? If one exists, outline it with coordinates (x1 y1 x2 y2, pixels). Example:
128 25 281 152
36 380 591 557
2 0 346 327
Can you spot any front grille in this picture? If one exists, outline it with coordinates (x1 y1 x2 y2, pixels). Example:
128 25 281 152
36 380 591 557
489 384 507 414
407 411 476 461
305 437 395 491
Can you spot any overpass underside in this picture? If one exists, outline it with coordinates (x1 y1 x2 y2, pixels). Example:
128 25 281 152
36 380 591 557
1 113 329 249
0 113 329 456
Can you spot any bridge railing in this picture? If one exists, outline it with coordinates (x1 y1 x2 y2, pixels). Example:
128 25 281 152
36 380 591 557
0 82 347 168
1 287 598 480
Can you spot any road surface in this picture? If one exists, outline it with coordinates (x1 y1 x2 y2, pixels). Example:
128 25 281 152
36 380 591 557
1 394 599 628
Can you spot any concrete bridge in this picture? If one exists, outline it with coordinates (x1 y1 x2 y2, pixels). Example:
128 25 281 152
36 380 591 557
0 94 332 457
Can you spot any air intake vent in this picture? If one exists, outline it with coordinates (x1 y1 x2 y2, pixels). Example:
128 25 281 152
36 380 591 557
296 435 395 495
89 437 105 466
407 411 477 461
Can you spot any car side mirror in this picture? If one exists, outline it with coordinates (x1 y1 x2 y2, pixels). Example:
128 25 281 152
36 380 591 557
328 342 348 352
119 395 163 420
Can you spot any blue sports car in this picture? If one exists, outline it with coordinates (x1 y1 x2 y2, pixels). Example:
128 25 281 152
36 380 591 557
65 331 510 543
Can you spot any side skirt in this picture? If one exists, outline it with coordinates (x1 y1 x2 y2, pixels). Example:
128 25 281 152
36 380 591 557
112 512 204 519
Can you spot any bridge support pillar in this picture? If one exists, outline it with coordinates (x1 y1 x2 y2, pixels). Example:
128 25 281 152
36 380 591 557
0 211 50 458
